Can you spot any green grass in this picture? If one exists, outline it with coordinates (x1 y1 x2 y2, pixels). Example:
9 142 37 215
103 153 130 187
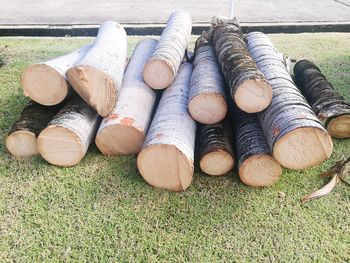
0 34 349 262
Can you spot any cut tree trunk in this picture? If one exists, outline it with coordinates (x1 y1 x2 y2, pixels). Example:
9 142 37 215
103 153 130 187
67 21 127 116
246 32 333 169
6 101 64 158
209 17 272 113
143 11 192 89
137 62 196 192
95 38 158 155
37 95 101 167
232 107 281 187
188 35 227 124
294 59 350 138
21 44 91 106
197 120 234 176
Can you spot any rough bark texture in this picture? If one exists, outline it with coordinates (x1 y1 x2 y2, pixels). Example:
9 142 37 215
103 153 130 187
96 38 158 155
294 59 350 137
21 44 91 105
188 35 227 124
143 11 192 89
67 21 127 116
246 32 333 169
209 17 272 113
137 62 196 191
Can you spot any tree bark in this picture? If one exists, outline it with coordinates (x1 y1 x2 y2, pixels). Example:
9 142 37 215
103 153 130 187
37 95 101 167
188 35 227 124
197 119 234 176
96 38 158 155
6 101 63 158
294 59 350 138
209 17 272 113
67 21 127 116
143 11 192 89
21 44 91 106
246 32 333 169
137 62 196 192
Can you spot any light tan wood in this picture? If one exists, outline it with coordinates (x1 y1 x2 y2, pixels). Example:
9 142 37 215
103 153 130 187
96 124 145 155
239 155 282 187
67 65 116 116
273 127 333 169
234 79 273 113
327 115 350 138
21 64 68 106
37 126 84 167
143 59 174 89
200 149 234 176
188 93 227 124
5 131 38 158
137 144 193 192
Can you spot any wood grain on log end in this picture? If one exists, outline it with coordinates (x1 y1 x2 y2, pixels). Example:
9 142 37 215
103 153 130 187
67 65 117 116
239 155 282 187
21 64 68 105
137 144 193 192
143 58 174 89
188 93 227 124
37 126 84 167
200 149 234 176
327 115 350 138
273 127 333 169
6 131 38 158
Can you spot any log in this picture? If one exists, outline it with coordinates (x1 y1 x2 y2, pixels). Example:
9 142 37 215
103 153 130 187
188 35 227 124
21 44 91 105
95 39 158 155
209 17 272 113
197 120 234 176
246 32 333 169
232 107 282 186
67 21 127 116
6 101 63 158
143 11 192 89
37 95 101 167
294 60 350 138
137 62 196 191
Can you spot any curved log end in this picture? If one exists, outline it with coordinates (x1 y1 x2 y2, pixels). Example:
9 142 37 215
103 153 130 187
143 58 175 90
188 93 227 124
37 126 84 167
137 144 193 192
199 149 234 176
273 127 333 169
21 64 68 106
327 114 350 138
239 155 282 187
6 131 38 158
234 78 272 113
96 124 145 155
67 65 117 116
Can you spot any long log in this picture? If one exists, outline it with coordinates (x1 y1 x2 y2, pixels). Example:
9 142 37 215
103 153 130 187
294 59 350 138
246 32 333 169
209 17 272 113
37 95 101 167
137 62 196 191
6 101 63 158
143 11 192 89
197 120 234 176
67 21 127 116
21 45 91 105
188 35 227 124
95 39 158 155
232 107 281 186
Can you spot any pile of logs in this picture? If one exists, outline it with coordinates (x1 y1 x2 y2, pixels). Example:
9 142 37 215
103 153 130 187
6 14 349 192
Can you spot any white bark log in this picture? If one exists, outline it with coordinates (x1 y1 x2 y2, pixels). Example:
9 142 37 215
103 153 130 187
95 38 158 155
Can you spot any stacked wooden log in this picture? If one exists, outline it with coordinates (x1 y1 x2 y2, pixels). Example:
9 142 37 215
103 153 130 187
294 60 350 138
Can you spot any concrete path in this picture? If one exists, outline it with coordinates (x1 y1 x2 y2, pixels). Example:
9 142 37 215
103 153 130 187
0 0 349 25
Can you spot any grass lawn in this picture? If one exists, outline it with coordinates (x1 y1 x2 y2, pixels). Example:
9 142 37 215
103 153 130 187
0 34 349 262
